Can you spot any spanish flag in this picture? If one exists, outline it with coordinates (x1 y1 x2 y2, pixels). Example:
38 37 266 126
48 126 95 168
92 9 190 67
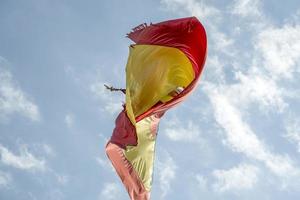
106 17 207 200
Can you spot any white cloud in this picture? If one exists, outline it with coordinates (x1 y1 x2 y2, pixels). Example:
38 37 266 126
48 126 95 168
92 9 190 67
99 182 122 200
255 24 300 79
210 26 234 52
212 163 259 192
203 55 226 83
0 144 46 172
156 152 177 198
206 90 298 177
96 156 114 171
43 189 65 200
208 91 265 157
64 65 80 83
65 113 74 128
64 65 124 116
42 144 56 157
284 118 300 153
0 65 40 122
0 170 11 188
231 0 262 18
196 174 208 190
225 71 287 112
90 82 123 115
164 119 201 142
161 0 220 21
56 174 69 185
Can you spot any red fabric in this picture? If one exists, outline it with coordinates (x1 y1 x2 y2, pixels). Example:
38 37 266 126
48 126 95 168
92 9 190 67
110 110 137 148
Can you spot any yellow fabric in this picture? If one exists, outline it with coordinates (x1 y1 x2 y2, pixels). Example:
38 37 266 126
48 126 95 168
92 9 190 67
124 116 157 191
125 45 194 124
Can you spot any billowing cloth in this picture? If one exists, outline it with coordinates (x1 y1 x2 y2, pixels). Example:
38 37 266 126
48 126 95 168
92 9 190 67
106 17 207 200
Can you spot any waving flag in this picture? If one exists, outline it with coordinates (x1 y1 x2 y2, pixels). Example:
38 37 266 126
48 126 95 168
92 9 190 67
105 17 207 200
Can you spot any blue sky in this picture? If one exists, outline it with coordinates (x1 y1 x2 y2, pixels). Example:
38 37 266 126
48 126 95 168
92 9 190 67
1 0 300 199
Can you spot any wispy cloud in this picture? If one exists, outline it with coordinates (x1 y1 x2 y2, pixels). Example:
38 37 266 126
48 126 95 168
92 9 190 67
64 113 75 128
0 62 40 122
99 182 122 200
231 0 262 18
195 174 208 190
284 118 300 153
156 152 177 198
0 144 46 172
96 155 114 172
163 117 201 142
255 24 300 80
206 91 298 177
55 174 69 185
161 0 220 21
215 71 287 112
0 170 11 188
41 144 56 157
90 82 123 115
212 163 259 192
64 64 124 116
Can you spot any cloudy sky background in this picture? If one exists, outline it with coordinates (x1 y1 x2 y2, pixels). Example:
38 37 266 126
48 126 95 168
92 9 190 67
1 0 300 199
